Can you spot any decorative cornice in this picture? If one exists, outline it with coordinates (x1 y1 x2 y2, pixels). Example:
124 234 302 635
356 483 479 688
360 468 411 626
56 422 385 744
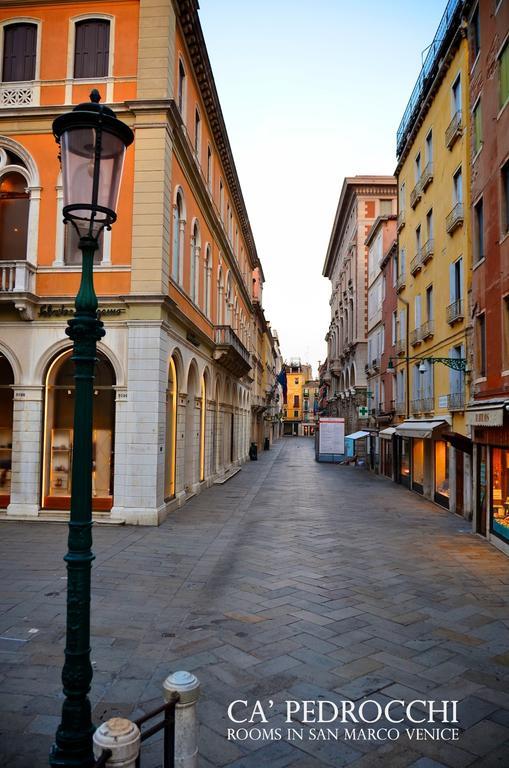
176 0 263 279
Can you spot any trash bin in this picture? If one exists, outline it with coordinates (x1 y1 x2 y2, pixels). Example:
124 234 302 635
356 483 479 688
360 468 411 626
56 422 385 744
263 437 270 451
249 442 258 461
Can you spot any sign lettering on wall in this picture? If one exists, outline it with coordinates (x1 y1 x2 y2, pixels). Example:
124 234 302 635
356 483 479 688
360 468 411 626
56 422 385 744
466 409 504 427
38 304 126 318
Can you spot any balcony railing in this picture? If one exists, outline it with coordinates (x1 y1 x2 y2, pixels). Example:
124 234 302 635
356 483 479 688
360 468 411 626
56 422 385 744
410 180 422 208
396 273 406 293
446 202 464 234
0 261 36 293
420 320 434 339
395 400 406 415
397 211 406 231
395 338 406 356
329 358 342 375
422 238 434 263
420 162 433 190
378 400 395 416
447 298 464 324
410 250 423 275
446 110 462 148
447 392 465 411
411 399 422 414
0 81 37 107
421 396 434 412
214 325 251 377
371 357 380 371
410 327 422 346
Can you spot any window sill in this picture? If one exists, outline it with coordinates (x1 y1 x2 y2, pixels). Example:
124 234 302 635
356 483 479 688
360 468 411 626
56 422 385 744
497 97 509 122
473 377 487 385
499 231 509 246
472 256 486 271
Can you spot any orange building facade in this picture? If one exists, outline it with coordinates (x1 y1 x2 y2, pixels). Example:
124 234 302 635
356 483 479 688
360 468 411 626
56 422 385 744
0 0 276 524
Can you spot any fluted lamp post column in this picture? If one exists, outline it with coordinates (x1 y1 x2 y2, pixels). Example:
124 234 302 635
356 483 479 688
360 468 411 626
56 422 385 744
49 90 133 768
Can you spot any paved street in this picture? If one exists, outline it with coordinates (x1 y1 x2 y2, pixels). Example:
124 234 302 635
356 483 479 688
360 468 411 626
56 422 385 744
1 437 509 767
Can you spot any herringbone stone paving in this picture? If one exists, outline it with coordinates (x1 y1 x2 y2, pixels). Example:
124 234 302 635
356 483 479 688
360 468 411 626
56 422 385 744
1 438 509 767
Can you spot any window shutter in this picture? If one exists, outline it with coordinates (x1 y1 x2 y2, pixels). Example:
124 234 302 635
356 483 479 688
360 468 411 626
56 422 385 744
2 23 37 82
74 20 110 78
449 262 456 303
458 257 464 300
415 295 421 329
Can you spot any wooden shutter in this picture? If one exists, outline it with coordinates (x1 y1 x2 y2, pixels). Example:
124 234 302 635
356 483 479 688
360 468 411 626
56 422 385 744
74 20 110 79
2 23 37 82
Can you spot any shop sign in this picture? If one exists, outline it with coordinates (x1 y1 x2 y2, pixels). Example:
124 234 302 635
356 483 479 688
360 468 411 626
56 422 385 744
466 408 504 427
438 395 448 409
38 304 126 319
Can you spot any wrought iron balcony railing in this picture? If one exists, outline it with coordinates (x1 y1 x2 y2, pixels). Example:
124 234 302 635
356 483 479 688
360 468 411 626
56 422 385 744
447 392 465 411
420 161 433 191
214 325 251 377
396 273 406 293
446 202 464 234
410 180 422 208
446 110 462 148
420 320 434 339
422 238 434 263
397 211 406 232
410 327 422 346
410 250 423 275
446 298 464 324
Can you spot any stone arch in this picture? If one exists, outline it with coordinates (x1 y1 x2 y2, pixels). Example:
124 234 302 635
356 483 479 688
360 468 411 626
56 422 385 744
0 340 22 385
183 358 200 492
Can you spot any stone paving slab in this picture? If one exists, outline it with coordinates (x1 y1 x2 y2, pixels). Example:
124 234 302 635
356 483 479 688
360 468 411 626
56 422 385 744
1 438 509 767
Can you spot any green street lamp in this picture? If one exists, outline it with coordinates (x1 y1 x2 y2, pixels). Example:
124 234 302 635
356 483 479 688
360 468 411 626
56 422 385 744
49 90 133 768
387 355 466 374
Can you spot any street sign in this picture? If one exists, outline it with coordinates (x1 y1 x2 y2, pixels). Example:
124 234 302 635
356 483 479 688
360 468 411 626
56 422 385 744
358 406 369 418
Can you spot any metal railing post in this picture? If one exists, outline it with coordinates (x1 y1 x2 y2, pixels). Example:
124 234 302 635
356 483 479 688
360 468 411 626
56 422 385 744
162 671 200 768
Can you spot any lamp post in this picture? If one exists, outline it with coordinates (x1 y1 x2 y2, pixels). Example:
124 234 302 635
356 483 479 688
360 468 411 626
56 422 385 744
49 90 133 768
387 356 467 373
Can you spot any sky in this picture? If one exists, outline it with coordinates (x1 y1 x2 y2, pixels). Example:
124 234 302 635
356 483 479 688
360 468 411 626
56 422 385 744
199 0 447 377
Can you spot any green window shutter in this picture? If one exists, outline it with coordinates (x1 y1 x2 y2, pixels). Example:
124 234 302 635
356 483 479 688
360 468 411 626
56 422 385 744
500 41 509 109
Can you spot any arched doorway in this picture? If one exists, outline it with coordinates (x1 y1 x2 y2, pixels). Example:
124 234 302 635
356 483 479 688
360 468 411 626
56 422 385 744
0 354 14 508
199 372 207 483
184 363 199 492
164 356 178 500
42 349 116 511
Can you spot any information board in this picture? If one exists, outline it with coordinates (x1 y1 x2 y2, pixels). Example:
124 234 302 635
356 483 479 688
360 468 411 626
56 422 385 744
318 417 345 459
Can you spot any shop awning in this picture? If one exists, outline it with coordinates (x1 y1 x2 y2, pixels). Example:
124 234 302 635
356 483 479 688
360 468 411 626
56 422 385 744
379 427 396 440
395 420 448 439
345 430 369 440
465 400 507 428
443 431 473 455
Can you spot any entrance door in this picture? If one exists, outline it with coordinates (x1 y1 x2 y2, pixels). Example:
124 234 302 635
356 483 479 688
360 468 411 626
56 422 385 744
0 354 14 507
455 450 464 516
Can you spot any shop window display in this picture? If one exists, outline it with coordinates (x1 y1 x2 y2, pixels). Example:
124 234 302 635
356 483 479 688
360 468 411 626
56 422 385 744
434 440 450 508
412 438 424 493
399 437 410 487
43 350 115 511
491 448 509 544
0 355 14 506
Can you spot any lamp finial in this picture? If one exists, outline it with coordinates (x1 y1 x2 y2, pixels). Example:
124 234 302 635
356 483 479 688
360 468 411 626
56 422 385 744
90 89 101 104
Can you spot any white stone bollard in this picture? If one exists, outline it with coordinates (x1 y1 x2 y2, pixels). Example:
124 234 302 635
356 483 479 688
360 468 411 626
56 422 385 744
163 670 201 768
93 717 140 768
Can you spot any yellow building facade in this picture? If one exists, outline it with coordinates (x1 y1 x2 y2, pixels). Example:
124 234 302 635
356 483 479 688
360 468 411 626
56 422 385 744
283 360 312 436
394 24 472 516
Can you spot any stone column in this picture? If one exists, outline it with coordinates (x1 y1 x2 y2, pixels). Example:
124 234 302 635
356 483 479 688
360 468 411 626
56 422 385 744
7 385 43 517
163 671 200 768
93 718 140 768
175 393 187 503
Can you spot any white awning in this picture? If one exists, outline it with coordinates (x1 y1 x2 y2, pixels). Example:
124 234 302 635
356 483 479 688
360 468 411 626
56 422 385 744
345 430 369 440
395 420 448 439
466 401 506 428
379 427 396 440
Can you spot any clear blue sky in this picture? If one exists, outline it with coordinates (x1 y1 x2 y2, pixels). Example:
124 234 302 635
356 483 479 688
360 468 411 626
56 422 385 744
199 0 448 375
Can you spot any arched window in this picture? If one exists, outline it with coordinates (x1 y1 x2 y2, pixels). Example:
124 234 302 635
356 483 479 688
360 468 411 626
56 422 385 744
74 19 110 78
190 220 200 303
194 106 201 157
217 266 223 324
225 273 232 325
0 170 28 261
172 189 185 284
2 22 37 82
204 244 211 318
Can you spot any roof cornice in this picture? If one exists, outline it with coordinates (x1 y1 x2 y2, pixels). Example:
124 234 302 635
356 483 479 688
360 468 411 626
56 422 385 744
176 0 262 276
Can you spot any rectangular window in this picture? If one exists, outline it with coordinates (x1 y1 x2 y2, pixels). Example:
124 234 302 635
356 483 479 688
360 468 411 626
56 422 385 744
474 197 484 263
426 285 433 321
194 108 201 155
293 395 299 408
425 130 433 163
414 294 422 329
470 4 480 61
477 313 487 377
74 19 110 79
415 152 421 181
2 22 37 81
178 60 186 114
453 167 463 204
491 447 509 544
473 98 483 155
499 38 509 109
415 224 421 252
392 310 397 345
206 145 212 189
399 182 405 213
219 180 224 218
293 410 299 418
502 159 509 235
452 75 461 115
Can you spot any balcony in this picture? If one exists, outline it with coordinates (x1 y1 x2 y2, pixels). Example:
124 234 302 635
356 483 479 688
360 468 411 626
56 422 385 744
411 399 422 414
422 238 434 263
396 273 406 293
446 298 464 325
214 325 251 377
378 400 395 416
420 162 433 191
0 261 36 293
420 320 434 339
421 397 434 413
397 211 405 232
395 338 406 356
395 400 406 415
0 81 37 107
371 357 380 372
447 392 465 411
410 250 423 275
446 203 464 234
329 358 342 375
410 327 422 347
446 110 462 149
410 180 422 209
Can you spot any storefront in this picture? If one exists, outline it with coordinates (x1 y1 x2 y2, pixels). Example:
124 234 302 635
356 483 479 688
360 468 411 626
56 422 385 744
468 401 509 555
395 420 449 506
397 436 411 488
42 348 116 511
379 427 395 479
0 354 14 508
